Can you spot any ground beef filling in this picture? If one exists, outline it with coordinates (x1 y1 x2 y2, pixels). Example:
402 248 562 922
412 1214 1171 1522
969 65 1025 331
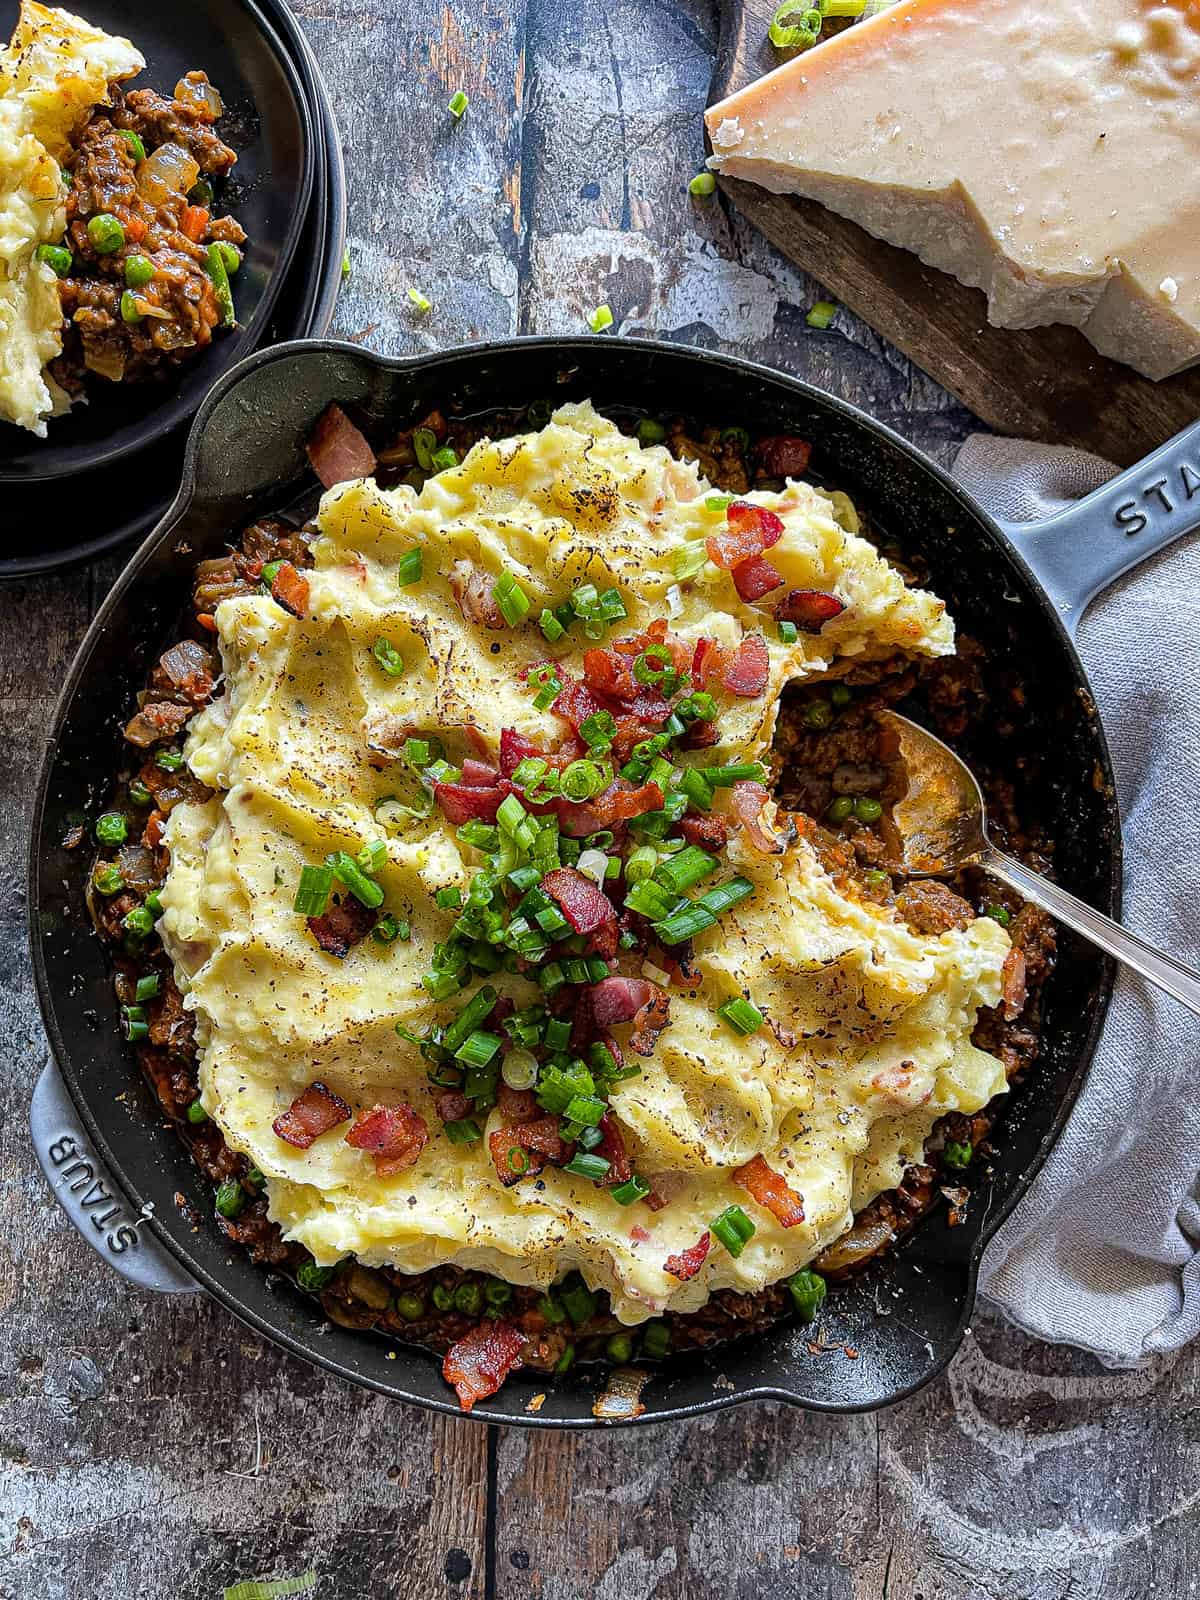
86 420 1056 1370
51 71 244 392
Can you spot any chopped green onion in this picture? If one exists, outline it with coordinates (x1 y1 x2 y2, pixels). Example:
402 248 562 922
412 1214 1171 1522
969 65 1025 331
705 494 733 512
537 1292 567 1325
986 904 1012 926
788 1267 827 1322
717 996 764 1035
672 542 708 581
121 1006 148 1042
372 637 405 676
434 885 462 910
432 445 458 471
341 250 351 279
441 985 499 1053
135 973 161 1002
444 1117 482 1144
778 620 799 644
372 913 403 944
293 864 334 916
587 304 614 334
806 300 837 329
611 1175 650 1206
689 172 717 196
454 1281 484 1316
564 1094 606 1127
403 738 433 767
260 560 283 592
431 1283 455 1310
539 607 565 642
408 286 432 312
448 89 469 117
95 812 127 846
624 878 678 922
701 762 768 787
455 1029 502 1068
653 845 718 896
554 1343 576 1373
560 760 608 802
580 710 616 750
710 1204 756 1257
497 793 529 835
395 1290 425 1321
699 876 754 915
328 852 386 909
863 869 890 892
128 779 152 806
679 767 714 812
493 569 531 625
768 0 821 47
501 1047 539 1090
528 662 563 711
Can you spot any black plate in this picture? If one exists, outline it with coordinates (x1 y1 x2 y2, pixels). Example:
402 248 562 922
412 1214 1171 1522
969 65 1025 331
0 15 344 582
29 337 1119 1427
0 0 315 484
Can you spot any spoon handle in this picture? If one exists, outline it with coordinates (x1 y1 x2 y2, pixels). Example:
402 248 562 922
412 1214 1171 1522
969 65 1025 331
983 846 1200 1018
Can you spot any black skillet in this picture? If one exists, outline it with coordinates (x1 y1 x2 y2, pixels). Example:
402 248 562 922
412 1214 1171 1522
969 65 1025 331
31 334 1177 1428
0 0 314 486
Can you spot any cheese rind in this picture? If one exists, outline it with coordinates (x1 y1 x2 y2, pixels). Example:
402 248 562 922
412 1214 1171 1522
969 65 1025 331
705 0 1200 381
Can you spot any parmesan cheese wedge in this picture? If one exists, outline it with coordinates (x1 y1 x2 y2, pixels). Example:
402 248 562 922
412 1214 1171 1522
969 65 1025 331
705 0 1200 381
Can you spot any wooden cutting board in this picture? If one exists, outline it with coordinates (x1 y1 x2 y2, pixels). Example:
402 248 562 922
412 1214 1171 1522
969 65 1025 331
710 0 1200 465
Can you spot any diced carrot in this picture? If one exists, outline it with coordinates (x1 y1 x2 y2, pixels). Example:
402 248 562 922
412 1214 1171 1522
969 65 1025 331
180 205 209 242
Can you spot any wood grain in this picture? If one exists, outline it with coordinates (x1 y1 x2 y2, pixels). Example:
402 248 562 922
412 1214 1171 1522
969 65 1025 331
710 0 1200 466
1 2 1198 1598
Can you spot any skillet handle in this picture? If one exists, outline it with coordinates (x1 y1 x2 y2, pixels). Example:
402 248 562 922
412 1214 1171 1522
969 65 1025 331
30 1060 201 1297
992 417 1200 637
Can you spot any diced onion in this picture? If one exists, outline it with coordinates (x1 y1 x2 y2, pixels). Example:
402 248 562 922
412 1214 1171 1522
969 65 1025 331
136 142 200 206
175 76 223 117
641 961 672 988
665 583 684 619
576 848 609 886
83 341 126 381
592 1365 649 1421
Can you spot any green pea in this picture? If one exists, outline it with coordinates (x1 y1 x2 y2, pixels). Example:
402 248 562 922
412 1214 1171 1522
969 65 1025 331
636 417 667 445
124 253 155 289
186 1099 208 1124
788 1267 827 1324
830 683 852 707
721 425 751 450
943 1140 973 1171
128 779 153 806
536 1293 567 1325
853 796 883 824
35 243 73 278
116 129 146 161
863 869 890 892
213 240 241 275
86 213 125 254
803 700 833 730
245 1167 264 1188
189 179 215 206
296 1261 336 1293
431 1283 455 1312
606 1332 634 1364
641 1321 671 1360
395 1291 426 1321
986 904 1012 926
92 864 125 896
95 812 127 845
453 1280 484 1317
553 1343 576 1374
214 1179 245 1219
120 290 144 324
826 795 854 824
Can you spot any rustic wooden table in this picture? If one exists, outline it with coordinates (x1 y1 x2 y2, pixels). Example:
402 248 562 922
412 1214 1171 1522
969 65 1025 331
3 3 1197 1597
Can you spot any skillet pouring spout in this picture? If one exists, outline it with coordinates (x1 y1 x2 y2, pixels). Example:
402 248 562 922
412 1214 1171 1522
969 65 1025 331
28 336 1122 1426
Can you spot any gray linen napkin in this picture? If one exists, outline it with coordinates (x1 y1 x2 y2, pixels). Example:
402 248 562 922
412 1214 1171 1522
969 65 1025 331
953 434 1200 1368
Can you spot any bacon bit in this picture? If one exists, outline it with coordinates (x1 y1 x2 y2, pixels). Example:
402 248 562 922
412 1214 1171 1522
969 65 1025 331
345 1102 428 1176
706 501 785 570
775 589 846 633
731 780 795 855
435 1090 471 1124
678 716 721 750
273 1081 351 1148
499 727 543 776
307 896 378 957
1001 947 1027 1020
270 562 310 619
586 917 620 962
756 435 812 479
443 1320 528 1412
551 677 604 734
489 1116 573 1185
517 1115 574 1160
629 986 671 1056
541 866 617 935
433 780 504 824
582 646 637 702
691 636 725 688
196 612 218 633
588 976 649 1026
460 758 500 788
630 1224 651 1242
732 554 785 602
664 1231 710 1281
450 561 505 629
644 1190 668 1212
680 813 730 851
723 633 769 697
557 779 664 838
496 1083 538 1124
734 1154 805 1227
594 1113 633 1186
305 403 378 488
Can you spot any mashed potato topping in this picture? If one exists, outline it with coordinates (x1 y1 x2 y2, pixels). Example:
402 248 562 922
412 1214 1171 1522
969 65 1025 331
0 2 142 434
160 402 1009 1323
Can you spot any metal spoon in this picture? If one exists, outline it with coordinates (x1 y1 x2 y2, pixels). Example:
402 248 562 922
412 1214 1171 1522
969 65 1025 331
876 710 1200 1017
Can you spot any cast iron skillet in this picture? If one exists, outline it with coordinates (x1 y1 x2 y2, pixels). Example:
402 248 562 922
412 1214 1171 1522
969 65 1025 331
0 0 314 484
28 336 1139 1427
